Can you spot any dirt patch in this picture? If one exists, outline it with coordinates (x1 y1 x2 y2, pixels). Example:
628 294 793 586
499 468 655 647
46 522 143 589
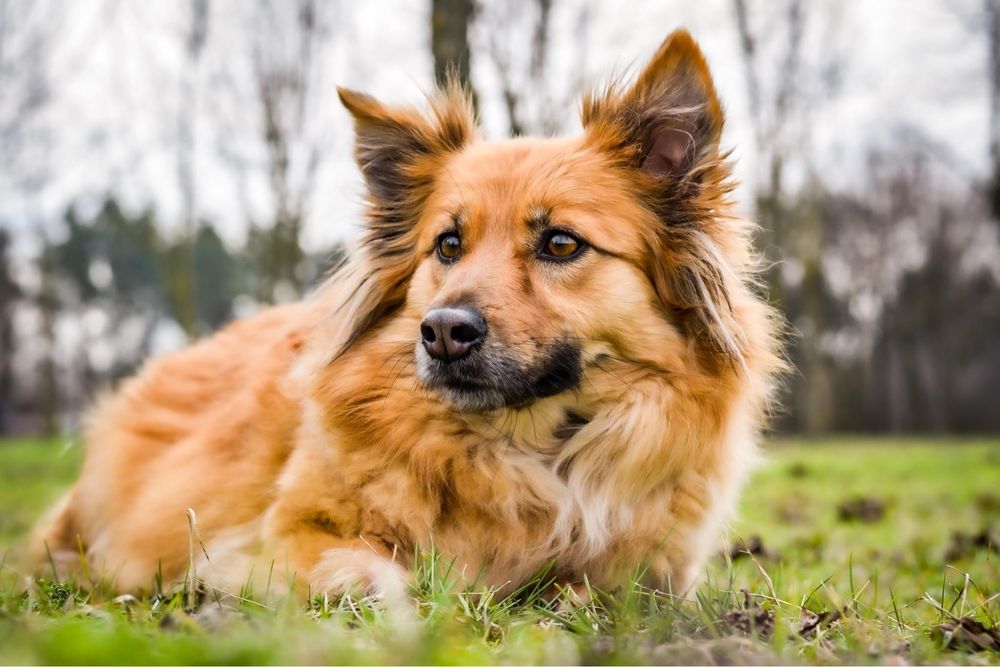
975 493 999 513
646 637 781 666
836 497 885 523
775 495 810 524
719 590 775 641
787 462 809 478
944 527 999 562
728 536 778 562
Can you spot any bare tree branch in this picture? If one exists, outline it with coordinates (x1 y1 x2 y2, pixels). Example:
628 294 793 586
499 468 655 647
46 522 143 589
479 0 591 137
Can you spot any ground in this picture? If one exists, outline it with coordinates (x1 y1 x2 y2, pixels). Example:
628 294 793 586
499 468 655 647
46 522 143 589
0 437 998 665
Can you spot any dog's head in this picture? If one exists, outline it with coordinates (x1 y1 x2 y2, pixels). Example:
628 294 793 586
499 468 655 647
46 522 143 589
336 30 754 412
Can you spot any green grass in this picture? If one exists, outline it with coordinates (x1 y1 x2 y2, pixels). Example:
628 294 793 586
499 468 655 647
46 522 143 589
1 437 998 665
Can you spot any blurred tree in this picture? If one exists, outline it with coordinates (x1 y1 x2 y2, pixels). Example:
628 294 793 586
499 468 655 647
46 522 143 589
54 202 166 388
35 234 59 436
101 203 168 315
0 1 995 436
731 0 846 433
0 230 20 433
476 0 590 136
46 199 249 393
173 0 212 338
986 0 1000 219
2 1 58 433
793 130 1000 434
226 0 332 303
192 225 240 329
432 0 476 103
0 0 53 198
11 188 344 430
873 223 1000 432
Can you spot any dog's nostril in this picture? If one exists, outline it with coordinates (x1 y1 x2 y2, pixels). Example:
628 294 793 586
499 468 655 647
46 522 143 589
450 323 481 344
420 323 436 343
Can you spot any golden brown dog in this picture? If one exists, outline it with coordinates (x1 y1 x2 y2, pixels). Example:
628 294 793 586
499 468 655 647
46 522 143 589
31 30 782 602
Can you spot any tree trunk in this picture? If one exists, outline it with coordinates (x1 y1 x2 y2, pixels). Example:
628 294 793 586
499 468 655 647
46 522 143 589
987 0 1000 219
172 0 211 338
431 0 476 103
36 244 60 437
0 231 17 434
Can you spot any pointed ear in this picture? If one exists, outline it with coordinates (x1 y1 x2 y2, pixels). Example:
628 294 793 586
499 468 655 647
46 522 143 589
582 29 724 182
337 83 476 258
332 84 475 355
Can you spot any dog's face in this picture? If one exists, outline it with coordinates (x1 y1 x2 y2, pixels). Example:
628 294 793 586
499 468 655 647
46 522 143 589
338 31 748 412
407 139 666 411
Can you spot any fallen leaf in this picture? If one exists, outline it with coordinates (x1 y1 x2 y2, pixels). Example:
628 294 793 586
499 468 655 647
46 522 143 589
798 607 843 639
720 590 775 641
933 617 1000 653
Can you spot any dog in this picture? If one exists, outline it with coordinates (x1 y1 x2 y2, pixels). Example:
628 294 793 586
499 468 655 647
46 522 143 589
31 29 782 603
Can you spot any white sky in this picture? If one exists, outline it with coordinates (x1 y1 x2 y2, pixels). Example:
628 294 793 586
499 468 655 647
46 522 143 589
1 0 989 255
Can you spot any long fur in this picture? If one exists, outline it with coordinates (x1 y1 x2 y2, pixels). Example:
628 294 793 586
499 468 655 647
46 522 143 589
29 30 784 600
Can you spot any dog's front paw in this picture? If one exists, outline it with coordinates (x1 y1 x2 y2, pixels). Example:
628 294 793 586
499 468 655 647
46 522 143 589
310 547 410 604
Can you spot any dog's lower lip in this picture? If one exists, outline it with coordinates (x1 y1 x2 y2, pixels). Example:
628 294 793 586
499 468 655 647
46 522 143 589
436 378 535 411
443 377 488 392
421 365 490 393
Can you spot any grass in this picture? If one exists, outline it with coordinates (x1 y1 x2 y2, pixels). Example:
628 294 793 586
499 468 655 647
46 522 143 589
0 436 998 665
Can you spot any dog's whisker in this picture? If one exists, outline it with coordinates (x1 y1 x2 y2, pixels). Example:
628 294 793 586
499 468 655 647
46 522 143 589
380 356 417 409
367 345 417 385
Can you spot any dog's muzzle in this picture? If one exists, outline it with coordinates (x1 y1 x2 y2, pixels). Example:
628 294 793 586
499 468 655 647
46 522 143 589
415 309 583 411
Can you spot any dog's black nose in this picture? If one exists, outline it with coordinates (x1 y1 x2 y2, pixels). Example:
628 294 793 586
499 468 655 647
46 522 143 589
420 307 487 362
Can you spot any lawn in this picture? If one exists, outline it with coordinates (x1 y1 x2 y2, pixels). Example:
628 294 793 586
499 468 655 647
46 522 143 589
0 437 998 665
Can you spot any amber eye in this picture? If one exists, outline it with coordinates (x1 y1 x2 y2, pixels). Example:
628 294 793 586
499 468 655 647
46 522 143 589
436 232 462 262
540 231 584 260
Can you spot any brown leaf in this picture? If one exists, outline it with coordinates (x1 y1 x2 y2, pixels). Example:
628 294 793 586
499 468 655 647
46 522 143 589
720 590 775 641
933 617 1000 653
798 607 843 639
975 493 999 513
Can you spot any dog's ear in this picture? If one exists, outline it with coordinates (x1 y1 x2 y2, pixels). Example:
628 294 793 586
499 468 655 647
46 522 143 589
583 31 746 371
332 83 476 354
582 29 723 184
338 83 475 259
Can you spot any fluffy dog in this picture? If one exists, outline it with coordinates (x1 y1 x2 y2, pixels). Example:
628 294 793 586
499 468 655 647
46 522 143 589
31 30 782 602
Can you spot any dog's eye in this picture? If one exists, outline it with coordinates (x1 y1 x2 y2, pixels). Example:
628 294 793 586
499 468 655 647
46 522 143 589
540 231 584 260
436 232 462 262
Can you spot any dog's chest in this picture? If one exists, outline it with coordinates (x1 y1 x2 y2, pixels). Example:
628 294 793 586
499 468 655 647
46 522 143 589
423 448 638 586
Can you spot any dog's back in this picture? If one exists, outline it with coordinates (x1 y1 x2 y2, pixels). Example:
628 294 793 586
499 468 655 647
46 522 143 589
30 302 311 588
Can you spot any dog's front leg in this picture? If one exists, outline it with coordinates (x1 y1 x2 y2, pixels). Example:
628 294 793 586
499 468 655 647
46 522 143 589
265 509 411 605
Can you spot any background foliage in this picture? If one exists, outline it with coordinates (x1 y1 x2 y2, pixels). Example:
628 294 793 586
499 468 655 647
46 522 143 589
0 0 998 436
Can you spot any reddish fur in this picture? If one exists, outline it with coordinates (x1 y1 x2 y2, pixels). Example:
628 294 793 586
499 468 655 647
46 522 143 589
30 30 783 601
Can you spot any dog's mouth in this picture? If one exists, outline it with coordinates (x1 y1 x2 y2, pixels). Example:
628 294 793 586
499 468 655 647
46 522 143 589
416 341 583 411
